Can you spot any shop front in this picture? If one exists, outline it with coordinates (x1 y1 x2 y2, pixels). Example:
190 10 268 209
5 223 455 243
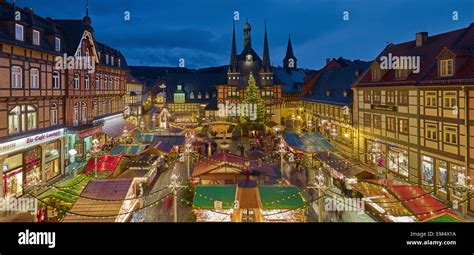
66 125 104 165
1 128 66 198
365 138 409 180
420 154 468 202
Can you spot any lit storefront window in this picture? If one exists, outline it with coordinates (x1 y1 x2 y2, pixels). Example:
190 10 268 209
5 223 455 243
388 148 408 177
437 160 448 192
451 164 466 198
24 147 42 185
422 156 434 186
3 154 23 197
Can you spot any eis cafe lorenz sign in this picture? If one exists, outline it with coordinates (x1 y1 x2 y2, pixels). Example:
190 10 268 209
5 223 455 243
0 128 66 156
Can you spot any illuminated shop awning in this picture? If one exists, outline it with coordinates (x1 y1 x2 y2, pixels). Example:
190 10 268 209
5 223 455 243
371 179 458 221
283 132 334 153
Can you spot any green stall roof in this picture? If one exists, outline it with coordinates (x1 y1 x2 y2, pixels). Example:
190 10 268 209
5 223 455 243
259 185 305 210
193 185 236 210
192 185 305 210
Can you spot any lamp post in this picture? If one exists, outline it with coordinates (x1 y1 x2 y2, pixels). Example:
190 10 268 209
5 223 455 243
279 140 286 180
91 139 102 178
169 169 184 223
185 136 194 179
309 167 326 223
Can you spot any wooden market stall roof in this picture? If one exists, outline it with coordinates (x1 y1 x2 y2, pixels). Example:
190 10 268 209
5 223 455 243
102 118 136 138
192 151 256 177
283 132 334 153
62 179 134 222
83 155 123 174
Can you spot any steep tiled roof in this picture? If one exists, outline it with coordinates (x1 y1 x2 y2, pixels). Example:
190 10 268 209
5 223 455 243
303 58 370 105
355 23 474 87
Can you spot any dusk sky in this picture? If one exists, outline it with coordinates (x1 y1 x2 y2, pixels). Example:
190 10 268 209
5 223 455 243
17 0 474 69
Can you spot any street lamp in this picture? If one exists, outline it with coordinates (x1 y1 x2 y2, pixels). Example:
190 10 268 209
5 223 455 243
91 139 102 178
309 167 327 223
185 137 194 179
279 140 286 180
169 169 184 223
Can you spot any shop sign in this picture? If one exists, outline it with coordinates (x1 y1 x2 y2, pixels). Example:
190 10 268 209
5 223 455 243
0 129 65 156
371 104 397 112
78 126 103 139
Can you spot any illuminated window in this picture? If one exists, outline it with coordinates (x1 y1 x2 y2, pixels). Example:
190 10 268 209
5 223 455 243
32 30 40 45
74 74 80 89
425 123 437 141
443 91 457 109
398 118 409 134
386 91 396 105
50 103 58 126
30 68 39 89
8 105 37 134
398 91 408 105
364 113 371 127
425 91 437 107
439 59 453 77
11 66 22 88
444 126 457 145
53 71 60 89
15 24 24 41
373 115 381 129
386 116 396 132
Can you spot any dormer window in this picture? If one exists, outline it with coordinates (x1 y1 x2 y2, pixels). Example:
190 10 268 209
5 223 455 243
106 55 109 64
198 92 202 99
326 90 332 97
177 85 182 90
118 59 121 68
371 64 381 81
15 24 24 41
343 90 348 97
111 56 114 66
190 91 195 99
205 92 209 99
439 59 453 77
32 30 40 46
55 37 61 51
395 69 409 80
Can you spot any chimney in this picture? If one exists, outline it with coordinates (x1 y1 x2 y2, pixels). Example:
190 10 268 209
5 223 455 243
416 32 428 47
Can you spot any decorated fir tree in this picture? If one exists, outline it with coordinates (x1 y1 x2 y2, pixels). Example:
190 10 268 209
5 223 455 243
242 74 266 124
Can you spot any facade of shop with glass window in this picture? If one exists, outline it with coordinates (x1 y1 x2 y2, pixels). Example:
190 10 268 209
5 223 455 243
353 27 474 213
0 128 66 198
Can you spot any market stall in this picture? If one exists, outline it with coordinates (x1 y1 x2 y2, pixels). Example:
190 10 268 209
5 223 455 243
192 183 306 222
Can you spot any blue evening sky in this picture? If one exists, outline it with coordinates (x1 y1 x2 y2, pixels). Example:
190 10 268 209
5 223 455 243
16 0 474 69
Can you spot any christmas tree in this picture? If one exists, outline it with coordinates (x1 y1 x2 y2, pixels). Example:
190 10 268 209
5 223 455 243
243 74 266 124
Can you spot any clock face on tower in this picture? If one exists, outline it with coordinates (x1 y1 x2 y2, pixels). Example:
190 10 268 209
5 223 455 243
246 54 253 62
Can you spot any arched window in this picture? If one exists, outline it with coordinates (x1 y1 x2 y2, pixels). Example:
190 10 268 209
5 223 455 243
8 105 37 134
74 73 80 89
53 71 60 89
190 91 195 99
51 103 58 126
85 75 90 90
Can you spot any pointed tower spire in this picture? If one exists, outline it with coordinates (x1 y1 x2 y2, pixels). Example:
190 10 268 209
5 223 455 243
83 0 92 26
243 19 252 48
283 34 297 69
228 20 238 73
262 20 271 72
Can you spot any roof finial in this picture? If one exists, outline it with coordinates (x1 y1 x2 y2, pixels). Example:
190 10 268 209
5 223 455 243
86 0 89 17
